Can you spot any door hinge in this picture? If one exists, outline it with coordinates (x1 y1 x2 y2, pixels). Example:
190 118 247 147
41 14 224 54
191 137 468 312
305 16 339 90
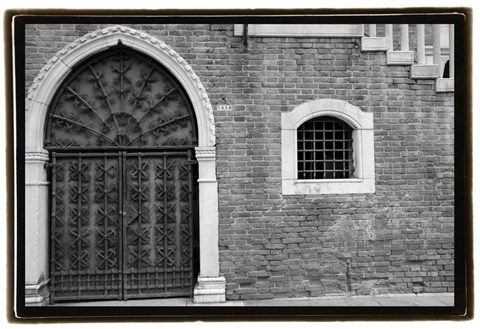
44 162 59 169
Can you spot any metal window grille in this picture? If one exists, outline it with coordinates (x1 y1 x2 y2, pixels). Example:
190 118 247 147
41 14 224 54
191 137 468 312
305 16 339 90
297 116 354 179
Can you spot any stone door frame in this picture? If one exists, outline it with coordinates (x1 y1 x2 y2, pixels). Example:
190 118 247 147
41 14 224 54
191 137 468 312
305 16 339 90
24 25 224 305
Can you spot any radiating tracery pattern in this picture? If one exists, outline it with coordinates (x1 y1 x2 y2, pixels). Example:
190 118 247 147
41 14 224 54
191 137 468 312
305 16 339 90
46 46 197 149
47 46 197 303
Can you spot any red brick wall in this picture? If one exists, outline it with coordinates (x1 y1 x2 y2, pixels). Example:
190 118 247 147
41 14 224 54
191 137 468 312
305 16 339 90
25 23 455 300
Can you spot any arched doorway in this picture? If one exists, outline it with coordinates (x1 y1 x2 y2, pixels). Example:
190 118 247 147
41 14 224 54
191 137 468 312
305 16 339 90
25 26 225 305
45 45 199 302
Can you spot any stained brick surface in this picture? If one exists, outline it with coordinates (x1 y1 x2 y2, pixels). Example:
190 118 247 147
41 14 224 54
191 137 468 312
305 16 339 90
25 24 455 300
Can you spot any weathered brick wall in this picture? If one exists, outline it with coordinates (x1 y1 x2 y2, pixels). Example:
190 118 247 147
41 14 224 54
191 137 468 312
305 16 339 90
25 23 455 300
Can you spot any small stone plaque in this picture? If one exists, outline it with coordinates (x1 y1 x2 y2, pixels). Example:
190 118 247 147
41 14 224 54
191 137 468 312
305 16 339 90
216 105 232 111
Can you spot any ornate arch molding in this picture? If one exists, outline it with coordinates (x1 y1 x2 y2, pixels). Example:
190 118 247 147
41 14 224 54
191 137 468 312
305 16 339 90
281 99 373 131
24 26 224 305
26 25 215 150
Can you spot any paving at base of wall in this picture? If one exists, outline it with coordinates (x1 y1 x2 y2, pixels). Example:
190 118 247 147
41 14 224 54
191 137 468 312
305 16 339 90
54 293 453 307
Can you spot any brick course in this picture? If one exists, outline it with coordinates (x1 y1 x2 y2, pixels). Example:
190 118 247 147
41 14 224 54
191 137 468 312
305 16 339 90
25 23 455 300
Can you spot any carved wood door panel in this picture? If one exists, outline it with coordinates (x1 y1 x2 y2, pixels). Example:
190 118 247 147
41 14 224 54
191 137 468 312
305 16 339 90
50 151 195 302
123 152 194 299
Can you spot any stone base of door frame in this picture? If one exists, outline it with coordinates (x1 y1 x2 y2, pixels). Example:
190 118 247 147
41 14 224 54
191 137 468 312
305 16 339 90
193 276 226 303
25 279 50 306
24 277 226 305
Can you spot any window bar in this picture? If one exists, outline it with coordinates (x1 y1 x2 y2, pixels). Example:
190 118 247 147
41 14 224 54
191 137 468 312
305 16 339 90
312 120 316 179
305 124 309 178
333 121 337 178
322 120 327 179
349 132 355 178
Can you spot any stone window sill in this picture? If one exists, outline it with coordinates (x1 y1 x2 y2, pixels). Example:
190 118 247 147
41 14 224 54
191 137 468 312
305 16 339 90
283 178 375 195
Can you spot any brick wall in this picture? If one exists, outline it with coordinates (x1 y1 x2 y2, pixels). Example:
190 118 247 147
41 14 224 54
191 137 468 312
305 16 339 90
25 23 455 300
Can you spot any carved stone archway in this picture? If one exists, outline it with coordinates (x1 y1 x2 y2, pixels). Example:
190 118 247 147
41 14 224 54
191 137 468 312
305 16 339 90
25 25 224 304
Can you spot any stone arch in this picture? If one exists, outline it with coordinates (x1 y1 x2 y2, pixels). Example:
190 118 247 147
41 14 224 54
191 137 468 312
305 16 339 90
24 26 224 305
26 25 215 150
282 99 373 131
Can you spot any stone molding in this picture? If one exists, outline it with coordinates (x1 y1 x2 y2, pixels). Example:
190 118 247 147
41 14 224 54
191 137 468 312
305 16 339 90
25 278 50 306
281 98 374 131
195 146 216 159
193 276 226 303
25 150 50 162
234 24 364 37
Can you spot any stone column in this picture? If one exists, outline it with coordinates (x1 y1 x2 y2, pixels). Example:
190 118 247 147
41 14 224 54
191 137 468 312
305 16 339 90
400 24 409 51
433 24 442 77
416 24 426 64
25 149 51 305
193 146 225 303
385 24 393 50
449 24 455 78
411 24 437 79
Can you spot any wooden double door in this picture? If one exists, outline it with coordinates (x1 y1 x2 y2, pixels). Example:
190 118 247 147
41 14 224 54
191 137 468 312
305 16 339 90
49 151 197 302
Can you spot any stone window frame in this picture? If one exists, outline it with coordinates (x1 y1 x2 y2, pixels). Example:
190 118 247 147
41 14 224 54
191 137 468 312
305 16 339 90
281 99 375 195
